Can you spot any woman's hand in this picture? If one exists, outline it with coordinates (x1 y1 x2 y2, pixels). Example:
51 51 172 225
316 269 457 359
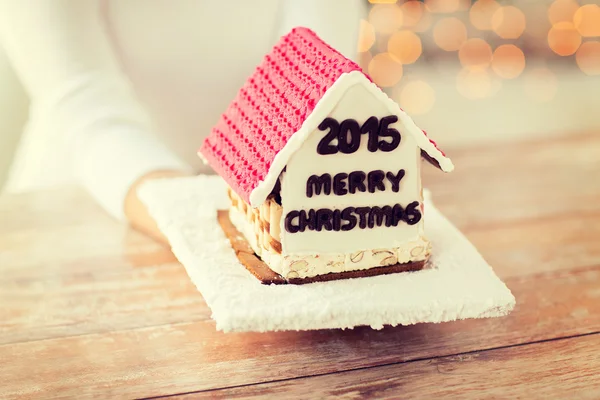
124 170 193 246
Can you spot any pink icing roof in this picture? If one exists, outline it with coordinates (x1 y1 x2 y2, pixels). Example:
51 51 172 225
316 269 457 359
199 27 449 206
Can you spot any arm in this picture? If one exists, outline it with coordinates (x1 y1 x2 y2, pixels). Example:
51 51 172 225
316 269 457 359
275 0 368 60
0 0 192 244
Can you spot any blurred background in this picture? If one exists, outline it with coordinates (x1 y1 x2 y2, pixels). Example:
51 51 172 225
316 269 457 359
1 0 599 191
359 0 600 147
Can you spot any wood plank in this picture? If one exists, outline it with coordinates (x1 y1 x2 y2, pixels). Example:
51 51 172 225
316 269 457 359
0 186 104 231
0 223 175 278
187 334 600 400
464 213 600 279
0 262 211 346
422 131 600 227
1 265 598 399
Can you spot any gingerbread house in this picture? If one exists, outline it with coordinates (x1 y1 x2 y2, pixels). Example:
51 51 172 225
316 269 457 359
199 27 453 284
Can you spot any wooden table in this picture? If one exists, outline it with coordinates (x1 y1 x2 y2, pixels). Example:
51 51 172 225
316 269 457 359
1 132 600 399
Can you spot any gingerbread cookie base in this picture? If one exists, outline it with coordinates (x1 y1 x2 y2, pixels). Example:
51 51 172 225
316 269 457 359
217 210 426 285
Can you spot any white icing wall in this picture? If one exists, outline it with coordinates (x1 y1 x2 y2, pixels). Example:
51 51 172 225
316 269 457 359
280 82 423 255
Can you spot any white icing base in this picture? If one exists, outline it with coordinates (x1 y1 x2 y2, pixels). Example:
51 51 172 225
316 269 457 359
229 206 431 280
138 175 515 333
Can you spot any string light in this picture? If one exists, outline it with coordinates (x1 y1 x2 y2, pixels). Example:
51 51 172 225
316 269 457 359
470 0 500 31
368 52 403 87
368 4 403 34
491 45 526 79
492 6 526 39
459 38 493 70
388 30 422 64
573 4 600 37
576 41 600 75
548 22 582 56
395 80 436 115
433 17 468 51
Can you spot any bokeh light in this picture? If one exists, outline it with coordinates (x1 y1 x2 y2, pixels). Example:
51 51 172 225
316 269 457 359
401 1 433 32
492 6 527 39
395 80 436 115
388 30 422 64
491 45 526 79
548 22 582 56
357 51 373 71
573 4 600 37
470 0 500 31
576 41 600 75
456 68 493 99
425 0 461 14
357 20 376 53
524 68 558 102
368 52 404 87
400 0 423 27
368 4 403 34
433 17 468 51
548 0 579 25
459 38 493 70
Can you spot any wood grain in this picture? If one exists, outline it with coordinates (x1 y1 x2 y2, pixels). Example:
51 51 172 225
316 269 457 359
422 131 600 228
186 333 600 399
1 265 598 399
0 132 599 398
0 262 211 346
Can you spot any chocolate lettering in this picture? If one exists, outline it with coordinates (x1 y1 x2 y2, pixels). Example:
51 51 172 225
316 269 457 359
298 209 317 232
332 209 342 231
368 206 394 228
355 207 370 229
333 173 348 196
316 209 333 231
306 174 332 198
386 169 405 192
338 119 361 154
404 201 422 225
360 116 380 152
304 169 406 198
392 204 405 226
367 170 386 193
341 207 357 231
348 171 367 194
285 211 300 233
317 118 339 155
284 202 421 234
378 115 401 152
317 116 401 155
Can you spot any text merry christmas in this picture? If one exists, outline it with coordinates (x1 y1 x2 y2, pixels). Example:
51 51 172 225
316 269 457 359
306 169 405 198
284 202 422 233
